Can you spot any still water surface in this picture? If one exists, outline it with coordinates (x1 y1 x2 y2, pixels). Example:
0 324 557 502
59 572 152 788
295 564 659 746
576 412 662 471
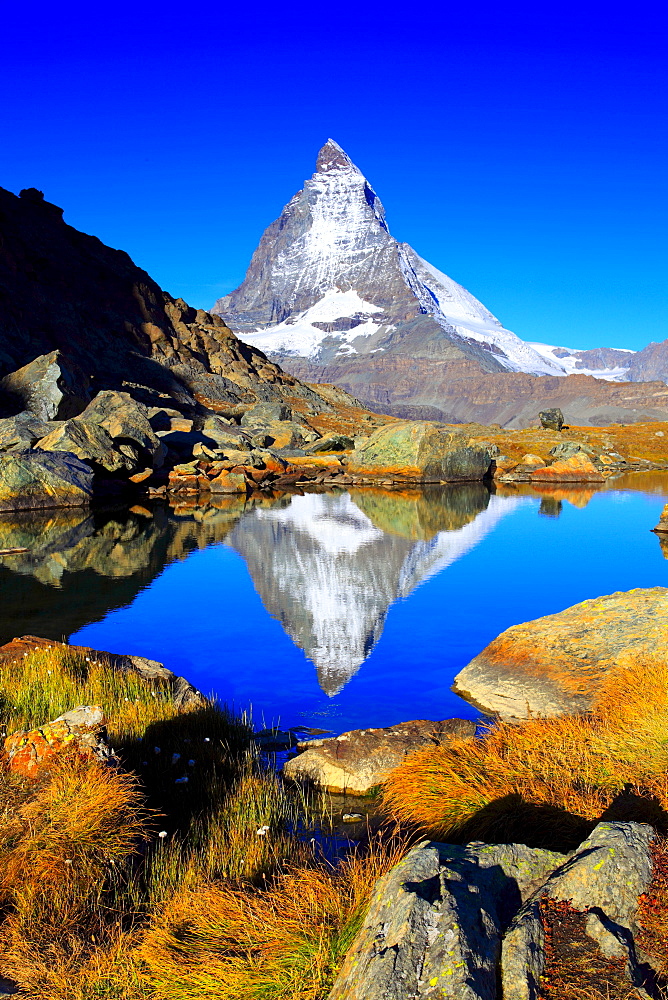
1 475 668 733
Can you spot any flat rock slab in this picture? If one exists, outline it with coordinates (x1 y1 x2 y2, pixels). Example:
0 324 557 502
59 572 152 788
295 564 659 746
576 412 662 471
502 821 655 999
329 839 566 1000
283 718 475 794
453 587 668 719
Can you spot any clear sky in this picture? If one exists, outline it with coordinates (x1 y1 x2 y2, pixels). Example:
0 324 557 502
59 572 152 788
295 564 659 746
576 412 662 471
1 0 666 351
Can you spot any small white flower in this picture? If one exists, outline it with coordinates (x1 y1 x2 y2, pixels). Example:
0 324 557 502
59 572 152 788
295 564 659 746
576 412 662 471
204 737 210 742
158 831 168 839
65 859 73 865
256 824 270 836
85 657 90 662
175 776 188 784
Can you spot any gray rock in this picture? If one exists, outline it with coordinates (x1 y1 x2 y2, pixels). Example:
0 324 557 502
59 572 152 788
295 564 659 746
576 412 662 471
501 821 655 999
539 408 564 431
549 440 599 461
0 411 56 451
0 350 90 421
37 418 133 472
329 840 566 1000
240 401 293 426
0 450 94 511
348 421 492 483
306 433 355 452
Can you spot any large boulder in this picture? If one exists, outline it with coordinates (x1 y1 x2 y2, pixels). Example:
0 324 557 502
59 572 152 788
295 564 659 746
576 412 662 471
36 417 134 472
0 411 56 451
283 718 475 794
0 450 94 512
78 390 162 462
539 407 564 431
453 587 668 719
0 350 90 421
347 422 493 482
501 821 655 998
3 704 111 777
329 839 566 1000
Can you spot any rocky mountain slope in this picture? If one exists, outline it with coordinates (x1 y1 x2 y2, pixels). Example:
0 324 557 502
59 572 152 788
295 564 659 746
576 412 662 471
214 141 668 426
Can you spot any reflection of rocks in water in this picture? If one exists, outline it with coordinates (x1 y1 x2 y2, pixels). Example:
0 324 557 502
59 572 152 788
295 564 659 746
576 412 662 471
495 481 601 509
0 499 250 644
228 488 521 696
539 496 562 518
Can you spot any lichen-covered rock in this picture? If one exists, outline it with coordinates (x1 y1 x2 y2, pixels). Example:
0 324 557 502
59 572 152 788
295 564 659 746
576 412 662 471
530 452 605 483
0 350 90 421
283 718 475 794
539 407 564 431
3 704 110 777
78 390 161 460
209 470 248 494
0 411 56 451
501 822 655 999
453 587 668 719
0 449 94 511
306 433 355 452
329 840 566 1000
348 421 492 482
37 417 133 472
240 401 293 426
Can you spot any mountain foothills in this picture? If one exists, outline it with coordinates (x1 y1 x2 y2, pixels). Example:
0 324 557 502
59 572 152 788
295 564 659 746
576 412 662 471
214 140 668 426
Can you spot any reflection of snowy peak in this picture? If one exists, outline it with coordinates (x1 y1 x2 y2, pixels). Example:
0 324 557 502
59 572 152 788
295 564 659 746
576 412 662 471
227 491 524 696
213 140 634 382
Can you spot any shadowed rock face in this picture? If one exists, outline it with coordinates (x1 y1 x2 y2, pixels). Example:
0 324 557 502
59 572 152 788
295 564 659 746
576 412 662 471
227 488 519 695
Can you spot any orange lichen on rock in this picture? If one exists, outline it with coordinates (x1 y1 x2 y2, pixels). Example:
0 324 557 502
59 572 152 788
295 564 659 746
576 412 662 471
3 705 109 777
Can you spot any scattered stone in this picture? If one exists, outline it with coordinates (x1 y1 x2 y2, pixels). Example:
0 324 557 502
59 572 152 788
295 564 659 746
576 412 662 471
0 350 90 421
539 407 564 431
240 401 293 426
549 440 586 460
0 450 94 511
3 704 111 777
501 822 655 999
283 718 475 794
329 839 566 1000
347 421 492 483
453 586 668 719
306 433 355 452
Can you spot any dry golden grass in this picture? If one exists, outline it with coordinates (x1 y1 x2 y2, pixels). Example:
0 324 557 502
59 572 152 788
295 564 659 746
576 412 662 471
383 654 668 848
139 837 404 1000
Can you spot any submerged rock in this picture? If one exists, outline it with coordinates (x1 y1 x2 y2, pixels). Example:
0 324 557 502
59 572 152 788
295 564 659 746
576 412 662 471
453 586 668 719
329 839 566 1000
0 449 94 511
283 718 475 794
348 421 492 483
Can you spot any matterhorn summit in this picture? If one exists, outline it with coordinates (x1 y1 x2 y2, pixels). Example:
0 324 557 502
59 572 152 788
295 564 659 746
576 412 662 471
213 141 638 422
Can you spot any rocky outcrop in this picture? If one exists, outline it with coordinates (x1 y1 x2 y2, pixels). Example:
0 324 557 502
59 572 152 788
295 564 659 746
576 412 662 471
36 418 135 473
329 839 566 1000
0 635 206 709
0 449 94 511
0 411 57 451
3 704 111 777
453 587 668 719
283 718 475 794
501 822 655 998
347 422 492 483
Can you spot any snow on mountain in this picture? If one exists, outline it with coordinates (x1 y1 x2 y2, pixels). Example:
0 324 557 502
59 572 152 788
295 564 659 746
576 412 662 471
213 139 634 382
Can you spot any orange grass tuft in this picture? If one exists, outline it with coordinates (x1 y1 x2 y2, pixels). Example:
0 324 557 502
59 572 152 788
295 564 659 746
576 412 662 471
383 655 668 848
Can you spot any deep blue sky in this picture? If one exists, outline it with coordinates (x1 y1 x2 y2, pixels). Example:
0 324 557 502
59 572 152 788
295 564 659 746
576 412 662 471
1 0 666 350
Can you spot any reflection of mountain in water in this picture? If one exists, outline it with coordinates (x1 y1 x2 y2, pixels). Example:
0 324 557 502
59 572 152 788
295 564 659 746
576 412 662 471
228 487 523 695
0 502 248 645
